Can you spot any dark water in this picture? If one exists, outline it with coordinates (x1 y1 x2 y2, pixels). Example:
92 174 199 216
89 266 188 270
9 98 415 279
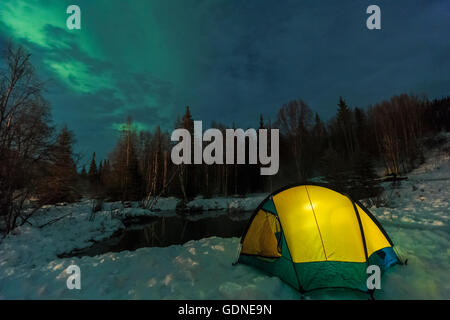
59 212 250 258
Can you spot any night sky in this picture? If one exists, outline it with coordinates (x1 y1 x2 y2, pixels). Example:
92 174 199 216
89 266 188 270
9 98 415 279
0 0 449 164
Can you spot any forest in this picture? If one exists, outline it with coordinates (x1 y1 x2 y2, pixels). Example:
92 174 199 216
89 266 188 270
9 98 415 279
1 44 449 235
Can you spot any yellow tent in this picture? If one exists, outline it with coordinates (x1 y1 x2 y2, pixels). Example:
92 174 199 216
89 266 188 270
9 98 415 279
237 184 400 293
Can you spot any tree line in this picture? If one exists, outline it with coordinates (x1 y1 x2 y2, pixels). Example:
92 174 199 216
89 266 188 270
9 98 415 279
1 44 449 234
83 94 449 205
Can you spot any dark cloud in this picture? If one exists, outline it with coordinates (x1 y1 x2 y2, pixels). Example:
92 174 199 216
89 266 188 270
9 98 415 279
179 0 449 129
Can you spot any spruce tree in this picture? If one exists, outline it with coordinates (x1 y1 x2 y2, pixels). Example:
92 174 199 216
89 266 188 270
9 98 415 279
80 165 87 178
38 126 79 204
88 152 98 183
354 107 367 153
177 106 196 200
182 106 194 133
336 97 355 159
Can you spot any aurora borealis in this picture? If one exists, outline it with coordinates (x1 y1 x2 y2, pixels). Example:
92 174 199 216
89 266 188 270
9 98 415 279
0 0 449 163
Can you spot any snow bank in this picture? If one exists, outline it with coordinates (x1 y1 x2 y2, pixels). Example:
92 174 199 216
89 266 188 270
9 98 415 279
186 194 266 212
100 194 265 219
0 200 124 268
0 237 299 299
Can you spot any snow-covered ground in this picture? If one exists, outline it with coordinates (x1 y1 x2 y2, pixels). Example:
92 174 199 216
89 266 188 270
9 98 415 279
0 140 448 299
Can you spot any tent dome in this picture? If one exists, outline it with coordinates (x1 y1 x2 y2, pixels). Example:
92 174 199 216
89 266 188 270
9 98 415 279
237 184 400 294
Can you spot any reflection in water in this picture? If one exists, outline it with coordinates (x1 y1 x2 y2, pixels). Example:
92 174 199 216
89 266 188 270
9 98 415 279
60 212 250 258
